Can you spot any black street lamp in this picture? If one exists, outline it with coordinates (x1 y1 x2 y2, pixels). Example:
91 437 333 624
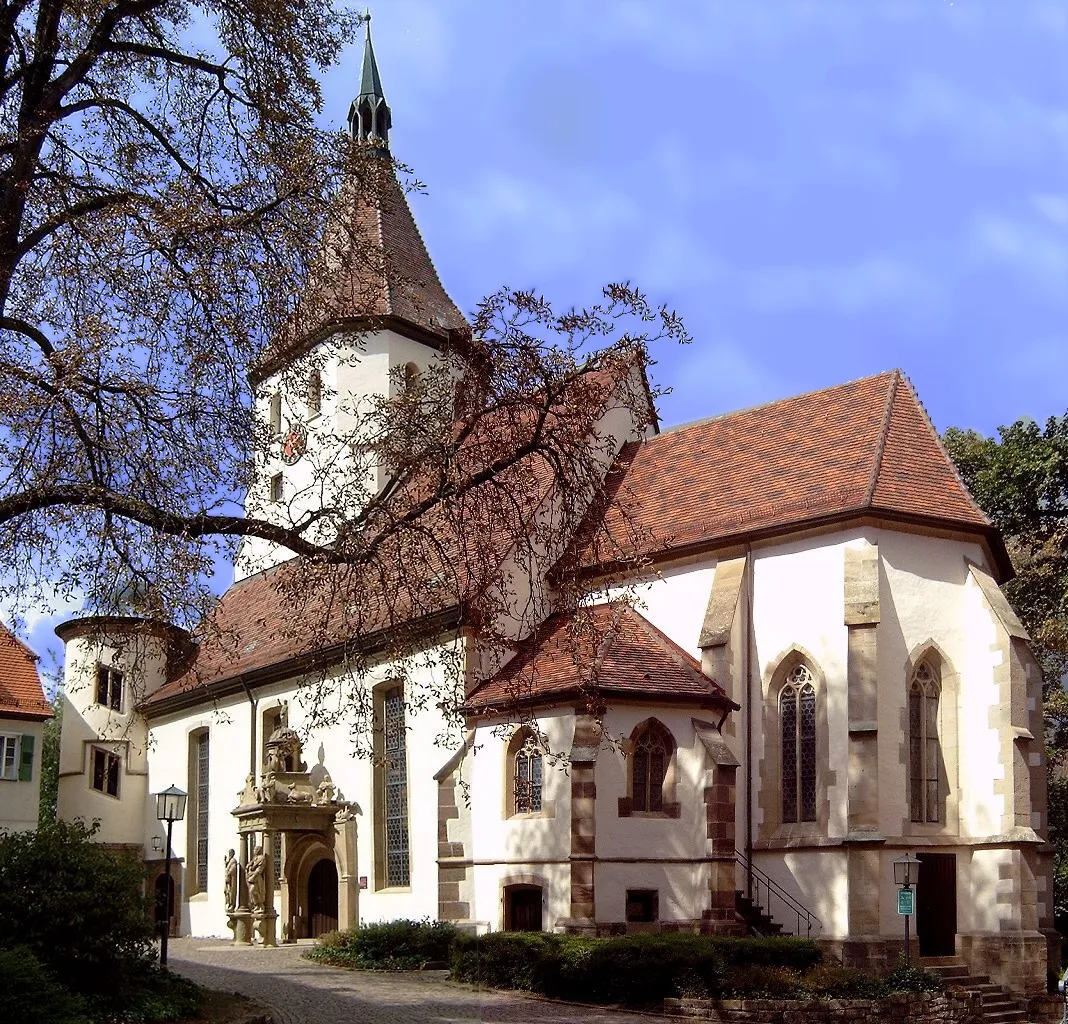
154 785 187 969
893 853 921 967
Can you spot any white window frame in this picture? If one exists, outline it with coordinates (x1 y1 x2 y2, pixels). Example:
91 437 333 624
0 734 19 781
95 664 124 712
90 745 122 798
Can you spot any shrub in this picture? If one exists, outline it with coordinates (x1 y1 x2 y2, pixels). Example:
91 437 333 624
450 932 824 1008
0 820 155 999
309 919 459 971
0 945 89 1024
449 931 560 991
86 966 201 1023
885 962 945 993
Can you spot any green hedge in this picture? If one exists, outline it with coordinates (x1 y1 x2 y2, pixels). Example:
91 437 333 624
308 920 460 971
448 932 940 1009
310 923 943 1010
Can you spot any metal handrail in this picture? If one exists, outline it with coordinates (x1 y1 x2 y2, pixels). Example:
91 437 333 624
735 849 822 938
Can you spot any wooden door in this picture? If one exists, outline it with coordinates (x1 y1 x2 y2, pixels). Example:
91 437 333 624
916 853 956 957
505 885 542 932
308 858 339 937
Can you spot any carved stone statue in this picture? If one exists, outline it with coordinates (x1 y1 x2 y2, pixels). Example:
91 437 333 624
223 849 238 911
246 845 268 913
315 775 336 806
264 726 306 774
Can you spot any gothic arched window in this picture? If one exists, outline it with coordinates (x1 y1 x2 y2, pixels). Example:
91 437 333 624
512 731 543 815
780 664 816 823
631 721 673 813
909 659 941 823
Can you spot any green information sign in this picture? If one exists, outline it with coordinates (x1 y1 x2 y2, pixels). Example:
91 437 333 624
897 887 915 916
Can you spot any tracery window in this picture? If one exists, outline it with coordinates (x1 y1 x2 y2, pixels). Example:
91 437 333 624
631 721 673 813
909 660 941 823
383 686 410 887
513 732 543 815
780 664 816 823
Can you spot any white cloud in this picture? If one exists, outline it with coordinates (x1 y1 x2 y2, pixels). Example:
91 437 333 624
658 338 785 426
744 256 940 314
889 71 1068 162
1030 194 1068 227
968 212 1068 297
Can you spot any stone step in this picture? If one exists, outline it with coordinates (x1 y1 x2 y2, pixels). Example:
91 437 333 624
920 956 969 968
980 1010 1026 1024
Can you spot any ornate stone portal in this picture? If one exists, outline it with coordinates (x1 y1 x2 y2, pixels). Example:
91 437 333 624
229 722 357 945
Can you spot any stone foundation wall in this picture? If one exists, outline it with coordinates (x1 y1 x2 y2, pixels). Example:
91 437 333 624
663 991 980 1023
957 931 1049 996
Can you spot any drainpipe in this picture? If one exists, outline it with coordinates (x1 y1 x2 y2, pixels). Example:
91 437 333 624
240 679 258 776
744 544 754 902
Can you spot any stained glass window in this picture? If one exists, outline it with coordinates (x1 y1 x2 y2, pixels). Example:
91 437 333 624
780 664 816 823
383 686 410 887
909 660 940 823
514 732 543 814
632 722 672 812
196 732 209 892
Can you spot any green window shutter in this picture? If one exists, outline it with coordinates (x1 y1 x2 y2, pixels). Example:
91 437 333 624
18 735 34 781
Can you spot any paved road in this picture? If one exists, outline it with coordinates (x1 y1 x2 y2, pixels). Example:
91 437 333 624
169 939 665 1024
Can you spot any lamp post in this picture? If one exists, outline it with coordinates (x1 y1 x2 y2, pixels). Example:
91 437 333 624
893 853 921 967
154 785 187 969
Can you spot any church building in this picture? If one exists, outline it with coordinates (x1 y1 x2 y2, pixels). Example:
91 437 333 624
55 25 1055 996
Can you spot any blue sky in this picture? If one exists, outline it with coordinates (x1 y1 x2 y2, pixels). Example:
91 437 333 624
21 0 1068 680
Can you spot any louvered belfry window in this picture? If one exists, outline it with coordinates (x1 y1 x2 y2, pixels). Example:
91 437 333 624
909 660 941 823
514 732 543 814
383 686 410 887
781 664 817 823
632 722 672 812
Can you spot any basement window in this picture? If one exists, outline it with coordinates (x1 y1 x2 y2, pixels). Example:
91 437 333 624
626 889 658 924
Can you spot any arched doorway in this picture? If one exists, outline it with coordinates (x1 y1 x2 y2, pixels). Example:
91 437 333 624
154 873 177 937
307 858 339 937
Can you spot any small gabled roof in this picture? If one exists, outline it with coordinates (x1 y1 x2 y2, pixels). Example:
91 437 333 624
571 369 1007 576
464 602 734 714
0 624 52 721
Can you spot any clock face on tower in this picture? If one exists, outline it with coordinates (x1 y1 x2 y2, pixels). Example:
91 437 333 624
282 424 307 465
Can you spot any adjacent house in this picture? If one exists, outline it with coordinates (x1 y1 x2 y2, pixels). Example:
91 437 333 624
0 624 52 832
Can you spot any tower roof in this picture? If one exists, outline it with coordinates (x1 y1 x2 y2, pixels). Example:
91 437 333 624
347 13 392 150
358 18 385 101
257 18 467 380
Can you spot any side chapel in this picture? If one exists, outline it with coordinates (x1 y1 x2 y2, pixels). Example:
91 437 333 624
55 23 1055 995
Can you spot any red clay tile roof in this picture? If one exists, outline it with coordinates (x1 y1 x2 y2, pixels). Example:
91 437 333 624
464 602 734 713
146 361 640 709
570 370 997 573
0 624 52 720
261 161 467 378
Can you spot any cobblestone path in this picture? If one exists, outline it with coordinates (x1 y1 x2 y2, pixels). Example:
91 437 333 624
169 939 664 1024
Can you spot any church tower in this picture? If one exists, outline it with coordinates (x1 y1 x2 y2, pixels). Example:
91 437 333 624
236 16 468 580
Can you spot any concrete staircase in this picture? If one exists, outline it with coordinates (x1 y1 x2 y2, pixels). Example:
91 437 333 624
921 957 1029 1024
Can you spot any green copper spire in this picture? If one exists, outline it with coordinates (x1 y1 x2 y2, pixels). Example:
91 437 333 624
348 11 391 150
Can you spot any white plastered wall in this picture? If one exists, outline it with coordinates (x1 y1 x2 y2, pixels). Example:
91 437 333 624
237 328 449 580
57 626 168 846
147 638 464 936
